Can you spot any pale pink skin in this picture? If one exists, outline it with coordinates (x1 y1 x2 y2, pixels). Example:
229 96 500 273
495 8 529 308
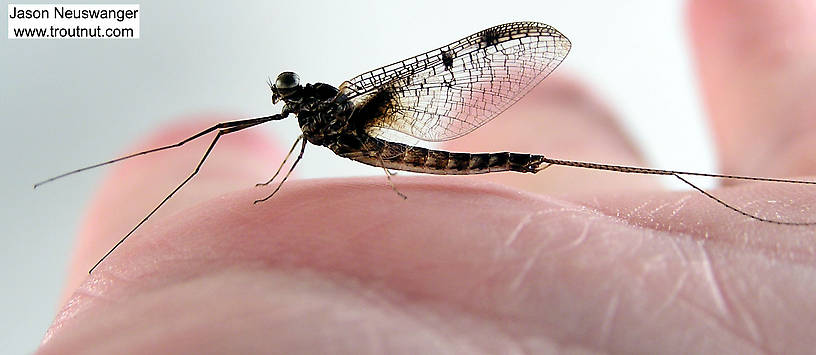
39 1 816 353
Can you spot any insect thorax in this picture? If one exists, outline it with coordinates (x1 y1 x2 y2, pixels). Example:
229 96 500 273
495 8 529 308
287 83 354 146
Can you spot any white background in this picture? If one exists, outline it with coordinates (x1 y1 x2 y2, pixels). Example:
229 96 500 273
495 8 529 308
2 0 708 352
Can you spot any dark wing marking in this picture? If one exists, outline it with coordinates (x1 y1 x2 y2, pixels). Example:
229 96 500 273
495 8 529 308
339 22 571 142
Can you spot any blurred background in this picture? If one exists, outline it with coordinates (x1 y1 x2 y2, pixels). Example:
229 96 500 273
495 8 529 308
2 0 706 352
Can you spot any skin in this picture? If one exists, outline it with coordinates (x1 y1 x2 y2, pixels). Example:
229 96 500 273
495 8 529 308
39 0 816 353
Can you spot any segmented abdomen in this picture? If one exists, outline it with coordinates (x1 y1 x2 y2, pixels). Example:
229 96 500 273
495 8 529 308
329 135 544 175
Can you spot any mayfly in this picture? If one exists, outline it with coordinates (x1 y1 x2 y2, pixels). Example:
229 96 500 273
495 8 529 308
34 22 816 273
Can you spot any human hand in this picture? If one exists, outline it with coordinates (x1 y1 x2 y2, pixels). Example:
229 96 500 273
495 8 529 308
39 0 816 353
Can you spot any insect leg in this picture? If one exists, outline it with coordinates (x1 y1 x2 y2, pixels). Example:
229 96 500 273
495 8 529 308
35 114 285 188
89 128 235 273
378 152 408 200
256 135 303 187
253 137 308 204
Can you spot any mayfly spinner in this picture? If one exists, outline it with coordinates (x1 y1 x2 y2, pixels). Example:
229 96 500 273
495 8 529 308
35 22 816 273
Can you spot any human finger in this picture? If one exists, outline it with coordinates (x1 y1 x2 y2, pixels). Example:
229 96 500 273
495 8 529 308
689 0 816 179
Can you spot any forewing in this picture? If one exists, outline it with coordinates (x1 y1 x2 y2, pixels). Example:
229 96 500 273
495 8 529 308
339 22 571 142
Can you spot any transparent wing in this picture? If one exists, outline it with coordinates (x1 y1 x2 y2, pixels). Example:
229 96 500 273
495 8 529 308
339 22 571 142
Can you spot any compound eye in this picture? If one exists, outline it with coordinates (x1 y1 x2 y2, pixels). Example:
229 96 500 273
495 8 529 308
275 72 300 89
